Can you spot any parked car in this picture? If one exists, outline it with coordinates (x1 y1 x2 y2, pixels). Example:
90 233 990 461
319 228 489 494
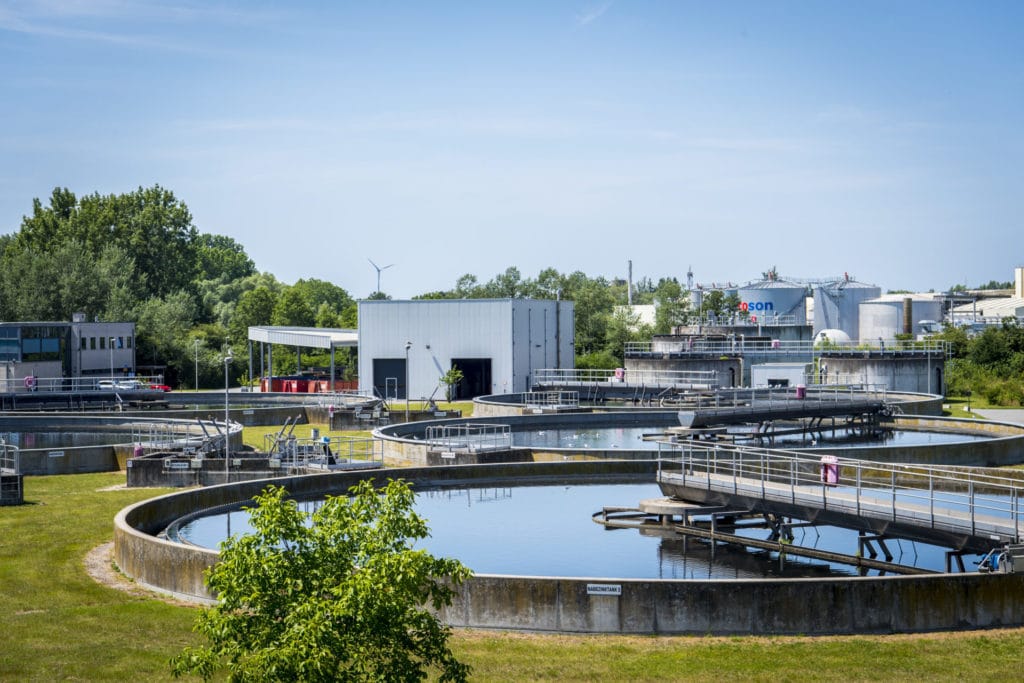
97 380 116 390
148 383 172 392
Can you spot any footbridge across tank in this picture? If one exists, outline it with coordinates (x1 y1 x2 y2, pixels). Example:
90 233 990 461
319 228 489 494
655 441 1024 562
674 386 890 428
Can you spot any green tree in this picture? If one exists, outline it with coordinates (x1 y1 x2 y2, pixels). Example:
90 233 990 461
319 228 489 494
272 287 316 327
195 233 256 282
439 365 464 400
653 278 690 334
0 239 139 321
229 286 278 346
135 291 200 385
561 271 614 355
15 185 199 300
604 307 651 363
171 481 472 682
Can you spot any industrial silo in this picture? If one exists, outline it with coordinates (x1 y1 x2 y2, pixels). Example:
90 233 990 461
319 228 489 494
813 277 882 342
858 295 944 341
737 278 808 325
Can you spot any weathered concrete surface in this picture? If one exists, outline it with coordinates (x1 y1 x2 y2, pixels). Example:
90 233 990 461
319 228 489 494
439 572 1024 634
114 461 1024 634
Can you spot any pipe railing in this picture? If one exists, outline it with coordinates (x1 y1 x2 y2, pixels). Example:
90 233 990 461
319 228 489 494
0 374 168 394
533 368 718 389
0 439 18 474
273 435 382 468
676 384 888 410
425 423 512 454
656 441 1023 544
626 339 950 357
522 391 580 409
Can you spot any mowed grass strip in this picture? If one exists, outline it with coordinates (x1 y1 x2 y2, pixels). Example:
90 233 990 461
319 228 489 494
2 471 1023 681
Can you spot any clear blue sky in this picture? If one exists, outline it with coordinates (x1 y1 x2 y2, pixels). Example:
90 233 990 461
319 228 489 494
1 1 1021 298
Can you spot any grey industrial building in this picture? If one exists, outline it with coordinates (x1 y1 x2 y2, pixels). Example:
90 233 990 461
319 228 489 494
357 299 574 401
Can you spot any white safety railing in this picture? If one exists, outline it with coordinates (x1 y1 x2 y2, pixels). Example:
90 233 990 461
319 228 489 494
626 339 950 357
425 423 512 454
679 384 888 410
0 439 18 474
533 368 718 390
0 374 168 394
522 391 580 409
274 435 382 468
656 441 1024 545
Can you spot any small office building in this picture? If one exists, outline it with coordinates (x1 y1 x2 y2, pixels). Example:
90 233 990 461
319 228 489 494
357 299 574 400
0 317 136 387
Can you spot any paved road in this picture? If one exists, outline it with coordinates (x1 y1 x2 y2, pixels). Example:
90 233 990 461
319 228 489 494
975 409 1024 426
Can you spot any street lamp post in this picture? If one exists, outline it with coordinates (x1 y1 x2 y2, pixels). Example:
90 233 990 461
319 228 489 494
224 350 233 481
194 339 201 391
404 340 412 423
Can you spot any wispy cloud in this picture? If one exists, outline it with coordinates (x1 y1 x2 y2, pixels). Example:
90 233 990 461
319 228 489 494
0 0 277 54
575 1 613 27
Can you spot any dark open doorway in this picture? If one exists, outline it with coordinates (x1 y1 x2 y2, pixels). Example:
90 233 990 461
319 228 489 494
450 358 491 399
372 358 406 399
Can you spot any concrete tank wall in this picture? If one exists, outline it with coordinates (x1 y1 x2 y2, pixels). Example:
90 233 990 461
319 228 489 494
820 355 946 395
625 357 742 388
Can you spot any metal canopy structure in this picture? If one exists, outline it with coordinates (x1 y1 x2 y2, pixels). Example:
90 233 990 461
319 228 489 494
248 326 358 350
247 327 359 390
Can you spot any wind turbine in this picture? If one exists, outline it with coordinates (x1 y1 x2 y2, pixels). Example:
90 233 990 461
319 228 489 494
368 258 395 295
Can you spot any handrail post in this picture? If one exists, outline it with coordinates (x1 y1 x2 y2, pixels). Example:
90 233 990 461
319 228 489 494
970 479 976 536
891 468 896 521
929 471 934 530
856 462 861 517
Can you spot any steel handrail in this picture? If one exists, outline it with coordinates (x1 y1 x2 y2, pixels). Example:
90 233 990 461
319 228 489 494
656 440 1023 543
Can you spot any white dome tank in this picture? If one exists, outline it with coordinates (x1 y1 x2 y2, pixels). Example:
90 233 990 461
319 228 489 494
814 329 851 345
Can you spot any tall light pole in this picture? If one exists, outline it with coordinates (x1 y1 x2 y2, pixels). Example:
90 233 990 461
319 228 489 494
194 339 201 391
404 340 412 423
224 349 233 481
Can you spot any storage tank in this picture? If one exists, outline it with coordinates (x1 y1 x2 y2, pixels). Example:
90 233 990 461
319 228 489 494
813 277 882 342
858 295 944 341
737 278 808 325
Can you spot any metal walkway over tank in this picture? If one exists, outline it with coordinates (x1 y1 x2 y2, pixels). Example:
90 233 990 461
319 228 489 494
655 441 1024 556
672 386 888 428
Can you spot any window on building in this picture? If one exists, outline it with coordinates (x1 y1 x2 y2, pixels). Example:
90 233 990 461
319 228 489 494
100 337 106 350
81 337 87 350
126 336 132 349
0 327 18 361
90 337 96 350
20 325 65 362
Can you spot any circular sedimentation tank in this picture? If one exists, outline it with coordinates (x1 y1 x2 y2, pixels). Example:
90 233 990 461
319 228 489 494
112 390 1024 635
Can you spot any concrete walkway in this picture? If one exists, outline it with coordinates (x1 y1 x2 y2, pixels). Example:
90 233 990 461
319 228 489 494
976 409 1024 426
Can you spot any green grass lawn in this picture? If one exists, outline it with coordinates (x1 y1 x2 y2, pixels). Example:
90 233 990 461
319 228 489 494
943 394 990 419
3 471 1024 681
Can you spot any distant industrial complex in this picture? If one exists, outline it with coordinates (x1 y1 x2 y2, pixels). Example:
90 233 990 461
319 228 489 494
2 266 1022 401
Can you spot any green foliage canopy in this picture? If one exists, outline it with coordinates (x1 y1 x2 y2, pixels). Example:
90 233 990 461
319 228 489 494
171 480 472 682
